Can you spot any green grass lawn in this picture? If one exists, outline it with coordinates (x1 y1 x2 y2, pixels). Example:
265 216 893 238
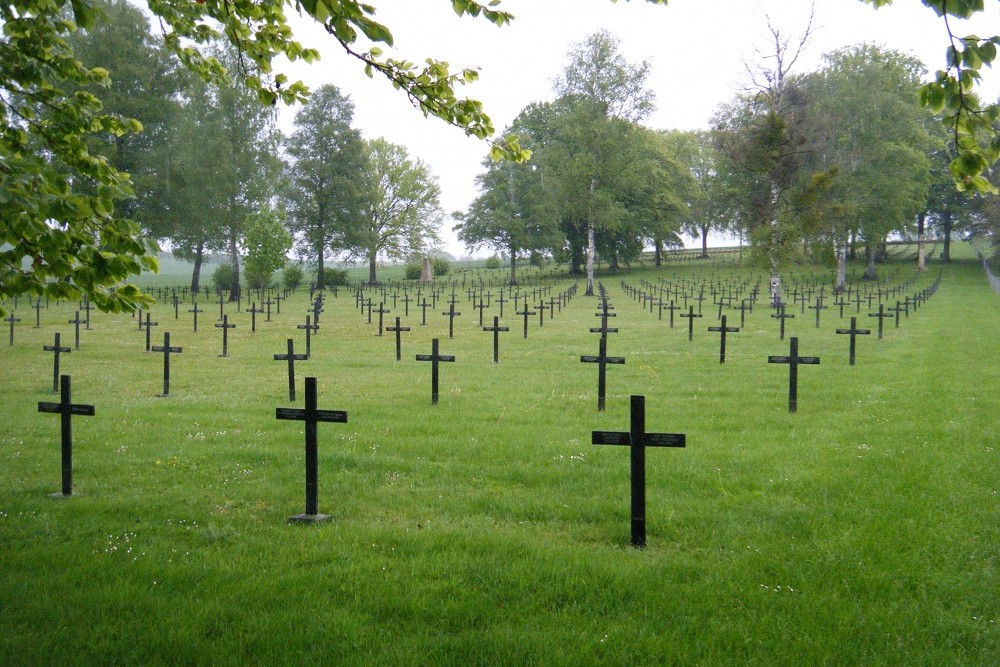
1 254 998 665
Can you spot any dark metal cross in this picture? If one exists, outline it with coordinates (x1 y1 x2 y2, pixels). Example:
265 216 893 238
442 302 461 338
661 300 679 327
680 306 702 342
580 336 625 411
274 338 308 401
809 298 828 328
592 394 685 548
771 305 794 340
277 376 347 523
215 314 236 357
835 316 871 366
474 298 489 326
43 332 71 392
151 331 183 397
416 338 455 405
248 302 262 333
142 312 159 351
5 313 21 346
707 315 740 363
67 311 84 350
188 301 203 332
385 317 410 361
33 298 43 328
80 296 93 330
517 306 535 339
867 304 888 340
482 315 509 364
297 315 318 358
767 337 820 413
375 302 391 336
38 374 95 497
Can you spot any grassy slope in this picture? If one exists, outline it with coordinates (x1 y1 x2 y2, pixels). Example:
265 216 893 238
0 255 997 665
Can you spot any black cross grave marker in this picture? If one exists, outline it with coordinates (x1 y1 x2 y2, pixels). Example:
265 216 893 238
297 315 318 359
277 376 347 523
517 306 535 339
215 314 236 357
867 304 888 340
385 317 410 361
835 316 871 366
482 315 509 364
680 306 702 342
151 332 182 397
580 336 625 411
38 374 94 497
188 301 203 332
592 394 685 548
442 302 461 338
33 298 43 328
771 305 794 340
5 313 20 346
767 337 820 413
707 315 740 363
43 332 71 392
274 338 308 401
809 298 828 328
415 338 456 405
81 296 93 330
248 302 262 333
375 302 390 336
67 311 83 350
142 312 159 351
474 298 489 326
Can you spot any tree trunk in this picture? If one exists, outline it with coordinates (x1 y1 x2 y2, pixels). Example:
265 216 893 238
916 211 926 271
368 250 378 285
769 253 783 308
585 220 595 296
849 230 857 261
508 245 518 285
228 235 241 302
942 210 953 262
863 243 877 281
834 236 847 292
700 224 710 259
190 244 204 293
654 239 662 267
316 252 326 290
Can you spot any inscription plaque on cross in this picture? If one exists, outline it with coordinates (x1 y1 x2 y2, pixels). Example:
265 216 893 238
385 316 410 361
580 336 625 411
274 338 308 401
151 331 183 397
767 337 820 412
43 332 71 392
707 315 740 363
592 394 685 548
835 316 871 366
482 315 509 364
38 374 95 497
277 376 347 523
416 338 456 405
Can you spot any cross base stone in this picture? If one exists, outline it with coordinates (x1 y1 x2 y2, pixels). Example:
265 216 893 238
48 492 77 498
288 513 331 524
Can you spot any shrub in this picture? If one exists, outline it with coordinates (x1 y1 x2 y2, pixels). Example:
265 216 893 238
282 263 304 290
432 257 450 277
212 263 234 292
325 269 350 287
529 251 546 268
484 256 501 270
245 270 272 291
404 262 422 280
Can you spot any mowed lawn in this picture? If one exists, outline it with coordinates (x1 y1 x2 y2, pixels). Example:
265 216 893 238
1 256 998 665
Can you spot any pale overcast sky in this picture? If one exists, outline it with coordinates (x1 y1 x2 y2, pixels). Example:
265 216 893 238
277 0 1000 255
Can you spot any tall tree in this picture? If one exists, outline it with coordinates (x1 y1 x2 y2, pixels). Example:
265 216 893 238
284 84 366 288
456 107 561 285
243 208 293 290
799 44 931 285
350 138 443 285
661 130 731 260
553 30 655 295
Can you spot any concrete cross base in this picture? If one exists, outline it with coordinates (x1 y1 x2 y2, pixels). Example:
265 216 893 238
288 513 331 524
